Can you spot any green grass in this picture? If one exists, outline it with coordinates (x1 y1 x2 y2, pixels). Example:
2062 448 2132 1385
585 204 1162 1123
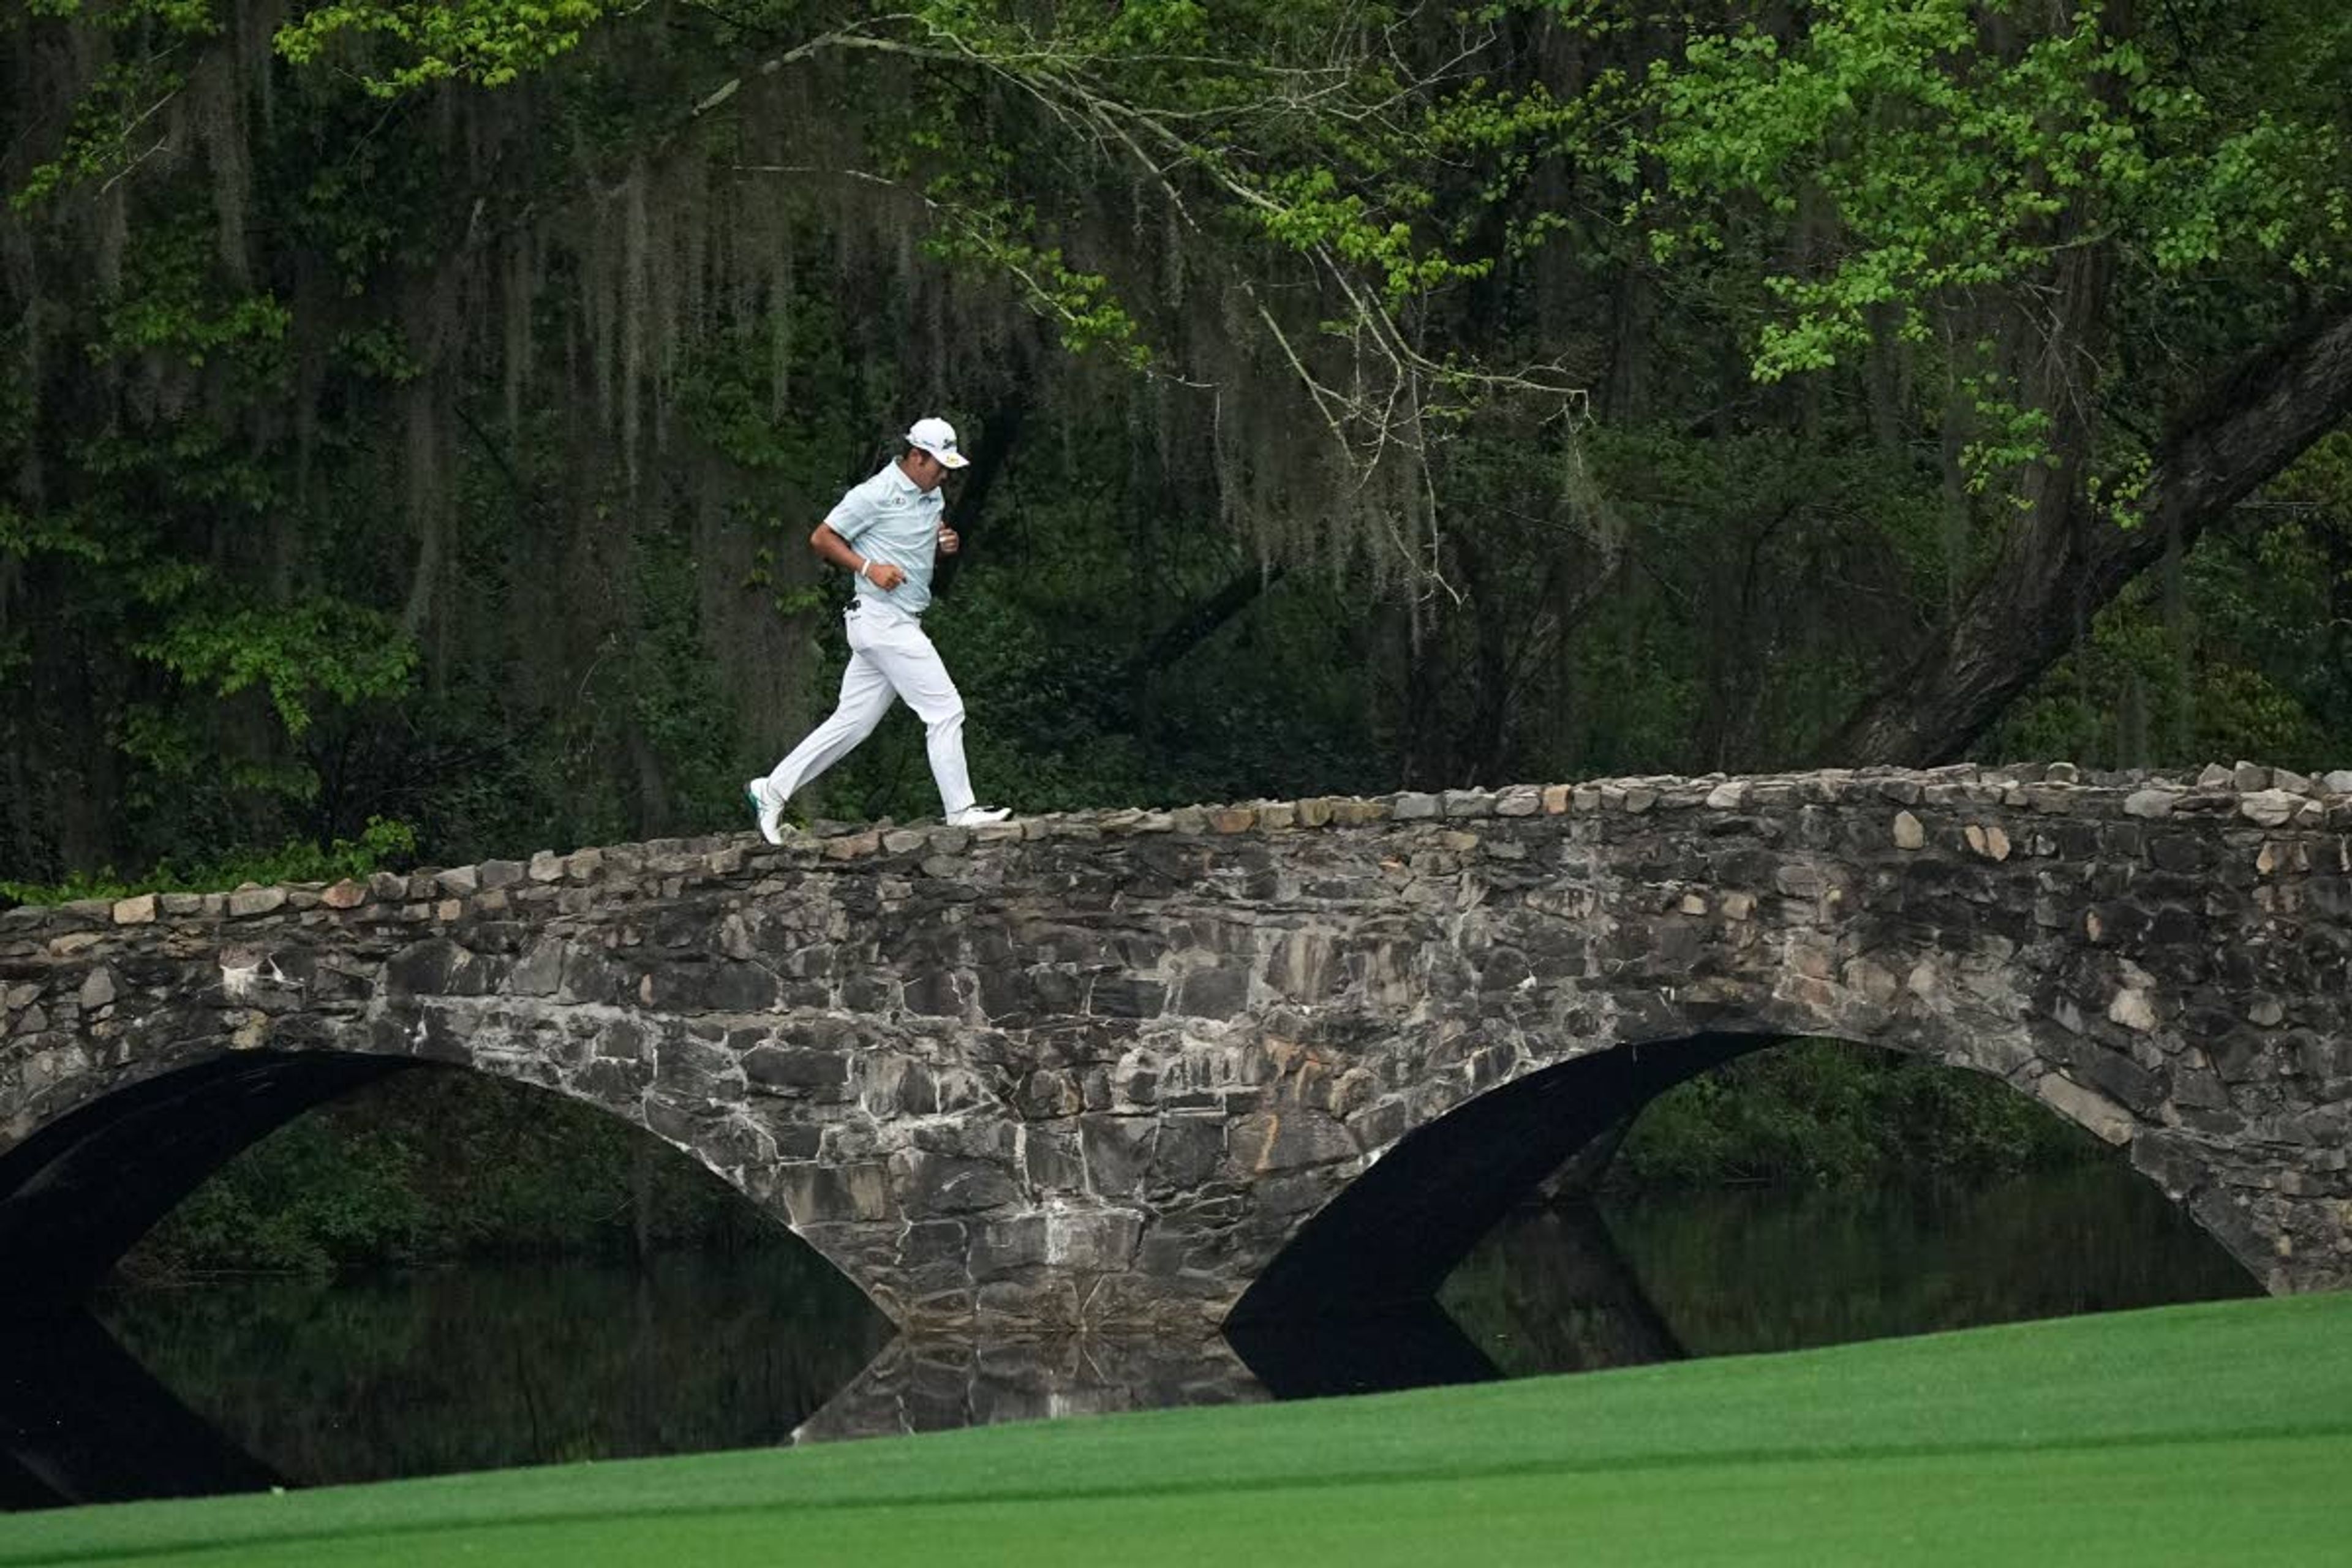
7 1294 2350 1566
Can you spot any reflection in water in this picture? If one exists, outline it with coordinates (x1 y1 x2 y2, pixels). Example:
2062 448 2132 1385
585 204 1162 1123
94 1246 890 1490
1226 1302 1499 1401
0 1163 2262 1511
0 1310 282 1510
1434 1203 1685 1378
797 1335 1266 1442
1444 1164 2260 1378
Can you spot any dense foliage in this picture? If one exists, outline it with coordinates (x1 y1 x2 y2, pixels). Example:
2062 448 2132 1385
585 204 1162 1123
1613 1039 2097 1189
118 1069 779 1277
6 0 2348 888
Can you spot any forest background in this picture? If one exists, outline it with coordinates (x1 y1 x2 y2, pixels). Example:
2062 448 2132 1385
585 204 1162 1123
6 0 2351 1273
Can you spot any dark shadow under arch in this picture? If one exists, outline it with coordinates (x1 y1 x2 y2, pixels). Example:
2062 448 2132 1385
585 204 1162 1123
0 1047 891 1321
1233 1024 2274 1331
0 1052 423 1317
1229 1033 1762 1325
1 1310 283 1510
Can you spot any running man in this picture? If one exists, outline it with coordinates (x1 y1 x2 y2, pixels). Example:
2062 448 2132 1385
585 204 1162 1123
745 417 1011 842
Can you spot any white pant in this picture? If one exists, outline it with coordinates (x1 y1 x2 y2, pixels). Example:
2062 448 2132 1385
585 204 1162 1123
762 604 976 816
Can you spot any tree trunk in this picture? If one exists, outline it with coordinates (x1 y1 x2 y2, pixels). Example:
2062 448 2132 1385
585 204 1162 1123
1120 564 1286 694
926 393 1027 603
630 1139 655 1267
1819 299 2352 766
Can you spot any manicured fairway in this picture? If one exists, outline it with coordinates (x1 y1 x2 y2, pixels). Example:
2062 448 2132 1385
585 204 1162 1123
6 1293 2348 1567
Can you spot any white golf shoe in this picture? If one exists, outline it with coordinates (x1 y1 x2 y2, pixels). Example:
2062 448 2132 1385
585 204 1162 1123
744 778 788 845
946 805 1011 827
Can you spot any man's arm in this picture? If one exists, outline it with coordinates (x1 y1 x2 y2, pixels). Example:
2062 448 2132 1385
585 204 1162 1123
811 522 905 590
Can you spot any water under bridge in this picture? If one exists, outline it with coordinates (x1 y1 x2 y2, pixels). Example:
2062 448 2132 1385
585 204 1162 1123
4 763 2349 1343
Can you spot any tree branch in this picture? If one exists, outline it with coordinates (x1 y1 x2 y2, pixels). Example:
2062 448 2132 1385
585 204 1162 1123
1820 298 2352 766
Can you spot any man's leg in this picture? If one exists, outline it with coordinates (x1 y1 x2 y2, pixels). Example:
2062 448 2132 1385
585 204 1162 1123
748 633 895 839
858 619 982 818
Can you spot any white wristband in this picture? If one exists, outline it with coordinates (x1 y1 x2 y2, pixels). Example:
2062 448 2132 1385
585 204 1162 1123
856 559 873 582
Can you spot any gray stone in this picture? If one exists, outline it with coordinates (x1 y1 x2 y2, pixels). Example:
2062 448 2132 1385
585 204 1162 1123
2106 989 2159 1032
1023 1125 1086 1193
969 1213 1048 1279
1440 790 1494 819
227 887 287 919
507 940 566 997
777 1161 893 1224
1088 976 1166 1019
1390 792 1440 821
1152 1116 1226 1192
745 1047 850 1095
1229 1110 1356 1172
2036 1072 2133 1145
2240 790 2302 827
1775 864 1826 896
384 937 492 998
1175 966 1250 1020
899 1153 1020 1215
1015 1069 1082 1120
1493 787 1542 818
1080 1115 1159 1198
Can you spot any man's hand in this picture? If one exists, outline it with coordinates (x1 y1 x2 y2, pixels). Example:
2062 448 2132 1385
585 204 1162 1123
937 524 960 556
863 560 908 591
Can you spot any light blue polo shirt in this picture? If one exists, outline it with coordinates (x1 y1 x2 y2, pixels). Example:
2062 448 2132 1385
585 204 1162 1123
826 459 944 617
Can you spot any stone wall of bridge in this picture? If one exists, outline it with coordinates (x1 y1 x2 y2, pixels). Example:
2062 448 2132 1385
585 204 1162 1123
4 761 2350 1333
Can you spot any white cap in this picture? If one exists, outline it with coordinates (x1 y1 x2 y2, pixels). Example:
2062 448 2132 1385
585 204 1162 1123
907 417 970 469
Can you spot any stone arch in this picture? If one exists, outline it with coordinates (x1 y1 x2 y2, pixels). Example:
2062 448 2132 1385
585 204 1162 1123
0 1051 419 1313
1229 1035 1759 1324
0 1031 878 1321
1229 1006 2280 1327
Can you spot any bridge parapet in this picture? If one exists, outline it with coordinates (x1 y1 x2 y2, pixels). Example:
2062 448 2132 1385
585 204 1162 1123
5 761 2350 1332
10 760 2352 939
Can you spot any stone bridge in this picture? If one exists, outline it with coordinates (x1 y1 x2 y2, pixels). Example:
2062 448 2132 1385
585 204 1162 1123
4 763 2350 1336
